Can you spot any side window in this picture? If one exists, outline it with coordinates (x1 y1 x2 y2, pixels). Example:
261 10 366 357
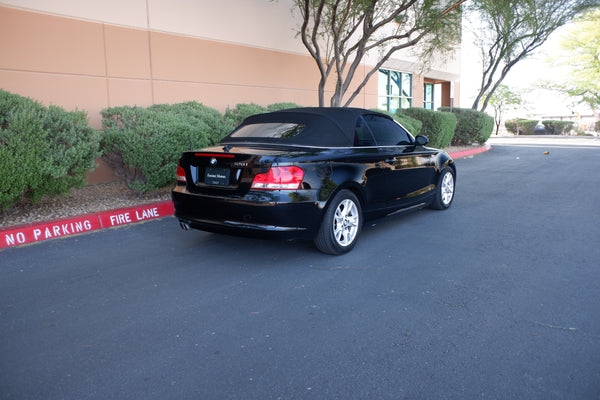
354 116 376 146
363 115 412 146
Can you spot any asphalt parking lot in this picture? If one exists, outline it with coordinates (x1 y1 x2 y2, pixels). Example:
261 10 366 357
1 137 599 399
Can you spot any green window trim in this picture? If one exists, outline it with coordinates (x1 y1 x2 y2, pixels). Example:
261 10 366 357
424 83 434 110
378 69 413 113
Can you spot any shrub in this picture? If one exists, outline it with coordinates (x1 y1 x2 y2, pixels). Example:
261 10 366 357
505 118 539 135
504 119 519 134
0 90 100 209
518 120 539 135
439 107 494 145
150 101 235 140
542 120 574 135
398 108 456 148
0 104 45 208
101 102 230 192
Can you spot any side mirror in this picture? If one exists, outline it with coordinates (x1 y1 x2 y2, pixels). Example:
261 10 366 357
415 135 429 146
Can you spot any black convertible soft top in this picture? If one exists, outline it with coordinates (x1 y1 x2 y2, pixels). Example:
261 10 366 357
220 107 393 147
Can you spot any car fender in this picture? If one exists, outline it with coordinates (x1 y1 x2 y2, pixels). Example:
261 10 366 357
318 162 367 208
435 151 456 175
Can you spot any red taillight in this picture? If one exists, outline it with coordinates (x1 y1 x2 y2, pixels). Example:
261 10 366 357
251 166 304 190
176 163 186 182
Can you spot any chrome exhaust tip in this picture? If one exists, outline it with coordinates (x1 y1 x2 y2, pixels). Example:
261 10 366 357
180 222 190 231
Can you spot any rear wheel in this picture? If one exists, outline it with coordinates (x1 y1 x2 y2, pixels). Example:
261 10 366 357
429 167 455 210
314 190 362 255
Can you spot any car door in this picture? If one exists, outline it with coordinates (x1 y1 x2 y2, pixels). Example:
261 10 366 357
352 116 398 210
363 115 437 209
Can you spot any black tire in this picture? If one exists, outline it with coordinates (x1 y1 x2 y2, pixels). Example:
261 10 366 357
314 190 362 255
429 167 455 210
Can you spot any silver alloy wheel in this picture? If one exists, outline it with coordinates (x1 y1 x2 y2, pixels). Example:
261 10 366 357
441 170 455 206
333 198 359 247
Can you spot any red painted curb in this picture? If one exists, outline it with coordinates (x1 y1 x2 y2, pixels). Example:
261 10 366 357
1 145 491 249
448 144 492 159
1 201 174 249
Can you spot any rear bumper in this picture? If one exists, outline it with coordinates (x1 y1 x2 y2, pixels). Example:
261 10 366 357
172 186 324 239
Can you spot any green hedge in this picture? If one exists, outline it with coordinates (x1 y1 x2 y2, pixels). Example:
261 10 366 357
0 90 100 209
267 102 303 112
542 120 574 135
149 102 236 139
398 108 456 148
439 107 494 145
101 102 232 192
505 118 539 135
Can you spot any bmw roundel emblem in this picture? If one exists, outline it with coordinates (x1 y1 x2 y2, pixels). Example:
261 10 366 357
210 157 217 166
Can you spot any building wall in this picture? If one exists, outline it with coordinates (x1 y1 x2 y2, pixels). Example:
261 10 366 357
1 2 377 129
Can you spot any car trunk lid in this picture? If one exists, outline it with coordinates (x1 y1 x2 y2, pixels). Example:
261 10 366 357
177 145 305 197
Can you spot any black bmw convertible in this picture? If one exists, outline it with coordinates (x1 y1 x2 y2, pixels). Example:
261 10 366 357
172 107 455 254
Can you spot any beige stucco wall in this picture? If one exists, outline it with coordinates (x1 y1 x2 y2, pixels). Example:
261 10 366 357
0 2 377 127
0 0 305 52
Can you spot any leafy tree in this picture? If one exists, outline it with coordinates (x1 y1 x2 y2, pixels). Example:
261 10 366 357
543 8 600 110
293 0 466 107
468 0 600 112
488 85 523 135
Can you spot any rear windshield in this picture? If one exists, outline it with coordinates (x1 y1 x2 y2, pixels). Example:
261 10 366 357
220 110 355 147
228 123 305 139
